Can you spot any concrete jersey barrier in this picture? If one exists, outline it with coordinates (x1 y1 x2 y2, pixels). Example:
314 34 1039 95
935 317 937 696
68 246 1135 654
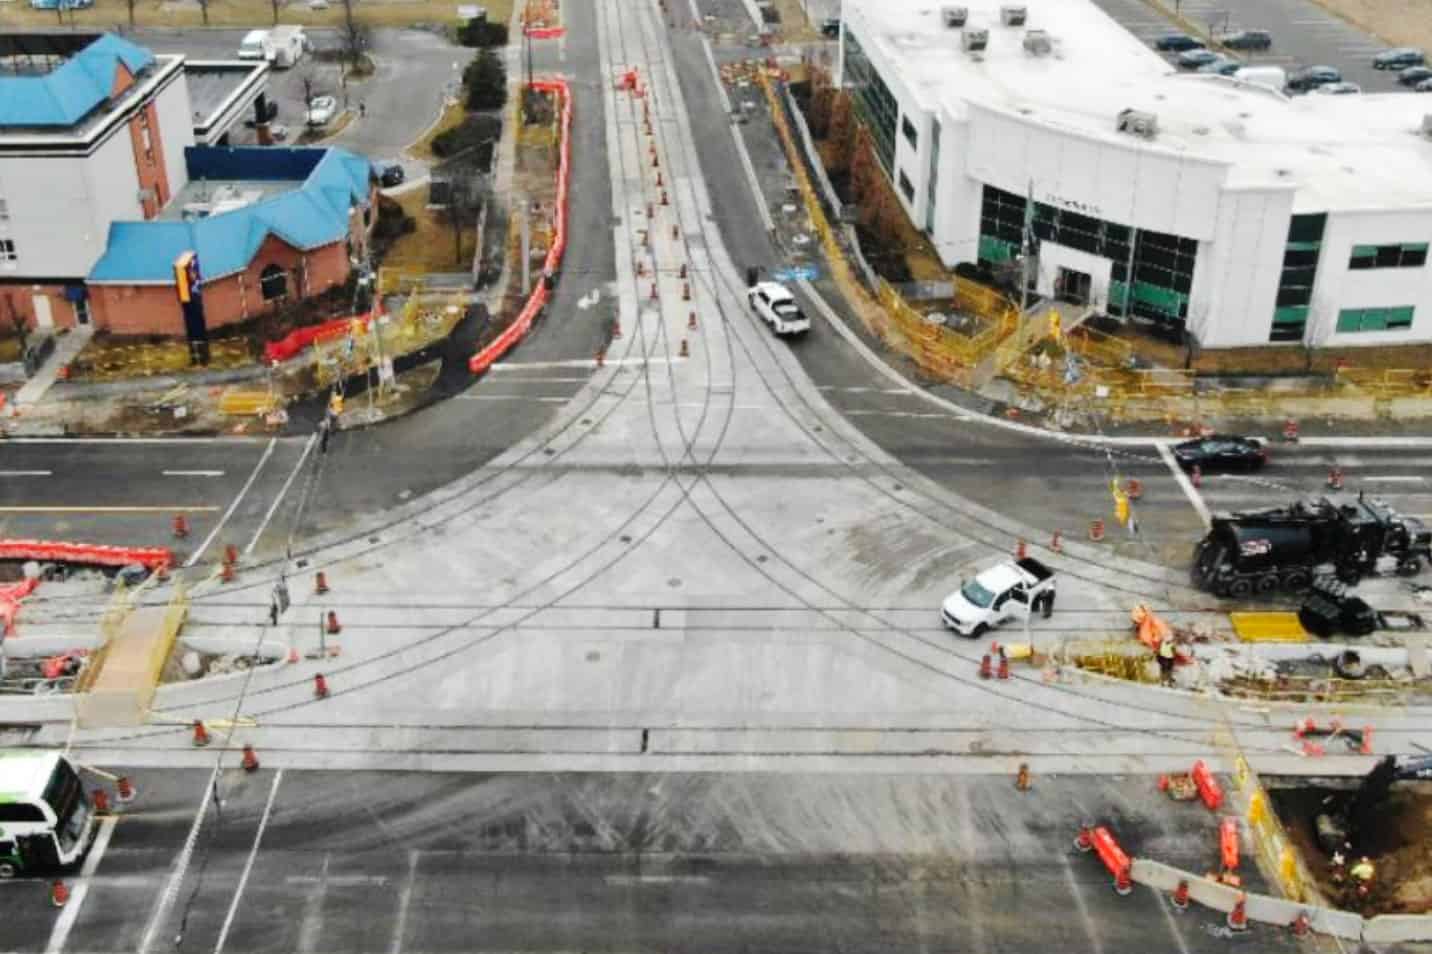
1131 858 1411 942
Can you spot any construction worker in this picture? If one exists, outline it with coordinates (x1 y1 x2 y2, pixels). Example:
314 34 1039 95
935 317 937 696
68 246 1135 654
1350 856 1376 897
1157 637 1176 686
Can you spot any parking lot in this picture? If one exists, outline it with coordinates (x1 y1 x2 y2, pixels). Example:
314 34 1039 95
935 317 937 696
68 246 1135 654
1089 0 1414 92
131 27 460 181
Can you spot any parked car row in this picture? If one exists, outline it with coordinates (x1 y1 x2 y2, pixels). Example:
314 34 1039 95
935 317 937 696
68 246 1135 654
1155 33 1432 93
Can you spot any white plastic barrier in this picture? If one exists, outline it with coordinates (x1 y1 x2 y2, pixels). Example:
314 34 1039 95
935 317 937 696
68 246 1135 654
1364 915 1432 945
1132 859 1373 941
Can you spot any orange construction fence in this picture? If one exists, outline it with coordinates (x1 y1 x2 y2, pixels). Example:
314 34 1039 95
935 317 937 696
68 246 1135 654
470 78 572 375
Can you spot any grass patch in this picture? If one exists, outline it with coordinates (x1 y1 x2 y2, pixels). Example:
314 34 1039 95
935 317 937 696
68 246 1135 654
379 188 473 271
9 0 512 31
409 99 466 160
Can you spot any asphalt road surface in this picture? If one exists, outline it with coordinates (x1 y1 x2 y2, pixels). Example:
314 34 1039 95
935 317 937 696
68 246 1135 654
3 770 1311 954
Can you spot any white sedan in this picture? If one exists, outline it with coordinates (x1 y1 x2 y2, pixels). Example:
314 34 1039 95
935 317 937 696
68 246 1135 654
305 95 338 126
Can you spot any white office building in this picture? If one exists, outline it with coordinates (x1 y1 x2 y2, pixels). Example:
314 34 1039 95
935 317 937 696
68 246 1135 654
837 0 1432 348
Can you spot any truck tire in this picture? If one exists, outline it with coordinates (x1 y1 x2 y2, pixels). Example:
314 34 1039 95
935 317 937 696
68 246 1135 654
1337 565 1362 586
0 862 14 879
1281 568 1311 591
1397 557 1423 577
1229 577 1254 599
1256 573 1279 595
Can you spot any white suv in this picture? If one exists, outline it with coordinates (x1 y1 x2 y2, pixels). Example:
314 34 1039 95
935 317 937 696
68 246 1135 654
747 281 811 336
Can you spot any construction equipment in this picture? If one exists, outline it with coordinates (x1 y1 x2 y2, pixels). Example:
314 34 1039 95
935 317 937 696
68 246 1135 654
1313 755 1432 854
1191 494 1432 598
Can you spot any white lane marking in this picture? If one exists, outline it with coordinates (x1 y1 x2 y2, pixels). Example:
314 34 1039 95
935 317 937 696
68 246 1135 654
603 874 712 885
0 470 53 476
732 125 776 232
214 768 284 954
492 357 688 370
1060 852 1106 954
296 854 329 954
1150 885 1193 954
138 764 223 954
243 434 317 557
185 438 277 569
286 874 388 885
1300 437 1432 448
1364 476 1426 483
163 470 225 477
45 814 118 954
388 851 419 954
454 394 572 403
4 438 262 445
1158 441 1212 529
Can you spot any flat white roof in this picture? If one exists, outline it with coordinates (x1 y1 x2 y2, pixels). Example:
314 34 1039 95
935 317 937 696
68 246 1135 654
848 0 1432 212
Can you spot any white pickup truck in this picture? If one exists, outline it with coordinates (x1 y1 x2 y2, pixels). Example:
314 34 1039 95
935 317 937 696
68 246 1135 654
747 281 811 336
940 557 1056 637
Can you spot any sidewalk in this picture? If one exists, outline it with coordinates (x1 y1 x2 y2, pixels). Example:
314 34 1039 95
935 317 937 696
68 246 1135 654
13 325 93 406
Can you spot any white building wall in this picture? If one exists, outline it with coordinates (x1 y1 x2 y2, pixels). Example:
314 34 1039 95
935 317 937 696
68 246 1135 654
1193 186 1293 347
0 141 142 280
1315 208 1432 346
152 78 195 198
928 114 982 264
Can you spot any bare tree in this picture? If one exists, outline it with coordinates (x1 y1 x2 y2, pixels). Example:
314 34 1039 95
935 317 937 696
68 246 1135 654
442 174 484 266
197 0 209 26
125 0 139 27
338 0 370 73
270 0 282 24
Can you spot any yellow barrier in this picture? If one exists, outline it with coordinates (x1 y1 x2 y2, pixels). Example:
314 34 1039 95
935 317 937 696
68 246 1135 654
1230 612 1310 643
1219 726 1324 905
219 388 279 417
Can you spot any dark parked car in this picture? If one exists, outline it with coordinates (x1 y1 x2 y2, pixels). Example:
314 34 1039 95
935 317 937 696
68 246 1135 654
1198 55 1243 75
1172 435 1268 472
1218 29 1272 51
1156 32 1203 52
1373 47 1424 70
376 162 405 187
1177 48 1221 69
1398 65 1432 86
1287 65 1341 91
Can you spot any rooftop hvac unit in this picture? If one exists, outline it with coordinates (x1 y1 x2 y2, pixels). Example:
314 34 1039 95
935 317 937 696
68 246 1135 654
1423 114 1432 139
1117 108 1158 139
1023 28 1052 54
941 5 968 27
962 28 989 52
1000 5 1027 26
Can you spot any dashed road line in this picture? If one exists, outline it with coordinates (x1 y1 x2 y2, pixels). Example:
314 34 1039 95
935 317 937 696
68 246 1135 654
0 470 53 476
163 470 225 477
244 434 317 557
1158 441 1212 529
388 852 419 954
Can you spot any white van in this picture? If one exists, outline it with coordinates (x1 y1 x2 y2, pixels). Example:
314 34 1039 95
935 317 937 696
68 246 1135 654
268 25 308 69
237 29 271 60
1234 65 1287 92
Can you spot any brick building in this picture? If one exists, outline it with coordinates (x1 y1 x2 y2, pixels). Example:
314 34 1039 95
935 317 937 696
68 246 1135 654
88 146 375 335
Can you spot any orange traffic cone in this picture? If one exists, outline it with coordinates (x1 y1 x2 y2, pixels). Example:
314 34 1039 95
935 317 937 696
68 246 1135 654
314 673 329 699
679 339 689 358
688 312 697 330
326 611 341 635
1015 762 1030 791
678 263 687 279
223 544 238 566
241 744 260 773
1227 895 1248 931
92 789 110 815
1191 464 1202 489
315 571 329 595
116 777 135 803
192 720 211 747
220 561 236 583
173 514 190 539
1015 538 1027 560
1172 879 1189 909
996 651 1010 681
1291 912 1310 936
682 282 691 301
979 654 992 679
51 881 69 907
1050 530 1063 554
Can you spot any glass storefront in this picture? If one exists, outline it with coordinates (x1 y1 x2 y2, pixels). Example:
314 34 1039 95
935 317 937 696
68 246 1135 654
842 29 899 173
1269 213 1324 342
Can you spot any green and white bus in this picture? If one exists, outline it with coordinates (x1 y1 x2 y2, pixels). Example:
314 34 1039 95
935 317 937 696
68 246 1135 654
0 750 94 878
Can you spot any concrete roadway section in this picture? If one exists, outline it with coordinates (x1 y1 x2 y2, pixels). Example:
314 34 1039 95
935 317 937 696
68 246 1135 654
3 769 1309 954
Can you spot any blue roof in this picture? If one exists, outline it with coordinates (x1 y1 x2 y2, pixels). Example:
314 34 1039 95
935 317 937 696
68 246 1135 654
0 34 156 128
89 147 373 284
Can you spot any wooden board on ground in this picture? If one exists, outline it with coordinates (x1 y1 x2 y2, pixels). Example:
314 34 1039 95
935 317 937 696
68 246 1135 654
75 605 183 728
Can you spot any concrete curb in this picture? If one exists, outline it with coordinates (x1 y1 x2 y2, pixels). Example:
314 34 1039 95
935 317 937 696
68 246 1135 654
1132 857 1429 942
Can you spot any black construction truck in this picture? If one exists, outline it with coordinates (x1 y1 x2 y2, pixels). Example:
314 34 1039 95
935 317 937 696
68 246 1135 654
1191 494 1431 597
